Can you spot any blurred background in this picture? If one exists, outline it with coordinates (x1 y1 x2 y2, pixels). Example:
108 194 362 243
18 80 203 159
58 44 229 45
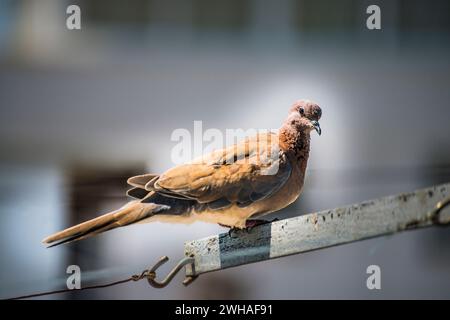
1 0 450 299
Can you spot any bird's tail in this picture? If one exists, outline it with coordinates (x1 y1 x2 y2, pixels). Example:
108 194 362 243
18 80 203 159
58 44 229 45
42 200 167 247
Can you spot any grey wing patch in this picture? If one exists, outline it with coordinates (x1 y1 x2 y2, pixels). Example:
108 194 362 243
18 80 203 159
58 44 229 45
236 200 252 208
141 192 196 215
239 152 292 206
153 186 198 201
127 187 150 199
127 174 158 188
207 198 232 210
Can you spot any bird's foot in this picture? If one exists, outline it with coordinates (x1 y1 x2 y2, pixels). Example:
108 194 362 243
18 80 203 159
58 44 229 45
220 218 279 238
219 224 241 238
244 218 279 232
229 227 241 238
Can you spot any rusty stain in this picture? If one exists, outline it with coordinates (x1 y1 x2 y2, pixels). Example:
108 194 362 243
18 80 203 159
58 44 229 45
311 213 319 231
336 208 345 218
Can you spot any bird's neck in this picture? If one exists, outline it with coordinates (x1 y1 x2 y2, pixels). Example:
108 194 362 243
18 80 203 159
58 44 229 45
279 126 311 172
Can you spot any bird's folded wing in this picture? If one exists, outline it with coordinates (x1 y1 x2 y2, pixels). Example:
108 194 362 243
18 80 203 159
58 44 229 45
150 132 292 206
127 174 158 188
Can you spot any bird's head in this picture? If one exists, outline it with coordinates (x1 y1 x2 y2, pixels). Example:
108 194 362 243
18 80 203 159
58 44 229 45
287 99 322 136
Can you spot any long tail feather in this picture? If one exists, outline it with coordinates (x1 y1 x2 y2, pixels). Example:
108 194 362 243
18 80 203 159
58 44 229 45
42 200 168 247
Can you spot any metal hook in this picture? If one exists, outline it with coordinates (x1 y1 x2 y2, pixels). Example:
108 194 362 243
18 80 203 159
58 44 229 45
430 195 450 225
146 255 197 288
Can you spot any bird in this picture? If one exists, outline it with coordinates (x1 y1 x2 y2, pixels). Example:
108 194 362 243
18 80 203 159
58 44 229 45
42 100 322 247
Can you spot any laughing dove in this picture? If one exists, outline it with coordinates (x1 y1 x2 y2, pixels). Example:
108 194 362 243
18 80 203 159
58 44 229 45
43 100 322 246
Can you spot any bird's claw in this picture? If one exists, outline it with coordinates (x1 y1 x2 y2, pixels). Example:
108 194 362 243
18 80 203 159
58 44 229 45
243 218 279 232
221 218 280 238
228 227 240 238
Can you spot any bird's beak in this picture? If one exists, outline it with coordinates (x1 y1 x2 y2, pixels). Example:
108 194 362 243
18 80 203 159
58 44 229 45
311 120 321 136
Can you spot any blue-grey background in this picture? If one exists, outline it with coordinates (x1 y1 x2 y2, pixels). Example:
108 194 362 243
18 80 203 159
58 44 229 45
0 0 449 299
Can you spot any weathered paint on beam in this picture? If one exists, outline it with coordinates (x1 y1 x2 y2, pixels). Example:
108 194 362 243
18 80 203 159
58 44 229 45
184 183 450 277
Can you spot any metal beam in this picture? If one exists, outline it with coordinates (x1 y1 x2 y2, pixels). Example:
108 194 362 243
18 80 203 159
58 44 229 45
184 183 450 277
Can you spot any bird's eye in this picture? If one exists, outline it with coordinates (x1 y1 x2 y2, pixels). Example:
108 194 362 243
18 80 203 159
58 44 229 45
299 107 305 115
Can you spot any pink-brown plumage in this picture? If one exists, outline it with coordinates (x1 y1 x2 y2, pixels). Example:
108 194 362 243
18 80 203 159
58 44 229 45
43 100 322 246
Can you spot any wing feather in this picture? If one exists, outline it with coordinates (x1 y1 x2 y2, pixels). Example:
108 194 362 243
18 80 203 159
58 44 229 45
127 174 158 188
152 132 291 206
